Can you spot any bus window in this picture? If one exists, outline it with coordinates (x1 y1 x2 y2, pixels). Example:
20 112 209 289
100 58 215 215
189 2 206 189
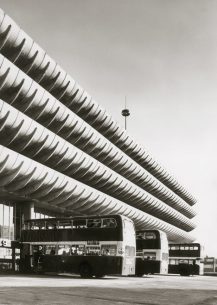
184 246 189 250
71 244 85 255
57 245 70 255
193 246 199 250
23 222 30 230
87 219 101 228
34 221 46 230
86 246 101 255
136 251 143 257
136 233 144 239
30 222 40 230
145 232 156 240
205 258 214 263
101 245 117 256
46 221 57 230
179 259 188 264
137 232 157 239
73 219 86 229
171 246 176 250
144 252 156 260
180 246 185 250
102 218 116 228
45 245 56 255
32 245 44 253
58 220 72 229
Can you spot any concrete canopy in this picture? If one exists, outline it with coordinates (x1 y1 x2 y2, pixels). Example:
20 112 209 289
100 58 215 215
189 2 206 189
0 8 197 243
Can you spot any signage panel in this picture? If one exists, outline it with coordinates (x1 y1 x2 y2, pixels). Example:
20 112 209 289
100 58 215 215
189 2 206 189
0 239 11 248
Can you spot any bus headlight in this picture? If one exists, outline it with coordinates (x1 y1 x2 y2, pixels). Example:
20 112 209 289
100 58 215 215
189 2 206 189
118 248 124 255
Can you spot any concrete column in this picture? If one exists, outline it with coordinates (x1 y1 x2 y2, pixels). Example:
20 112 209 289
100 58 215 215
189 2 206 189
14 202 34 241
12 202 34 272
22 202 35 221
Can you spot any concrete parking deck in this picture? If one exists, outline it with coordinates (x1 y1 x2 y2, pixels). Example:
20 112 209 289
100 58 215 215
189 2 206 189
0 274 217 305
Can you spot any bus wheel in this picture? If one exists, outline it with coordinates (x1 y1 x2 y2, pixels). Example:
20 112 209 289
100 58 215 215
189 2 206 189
79 263 92 278
136 273 144 277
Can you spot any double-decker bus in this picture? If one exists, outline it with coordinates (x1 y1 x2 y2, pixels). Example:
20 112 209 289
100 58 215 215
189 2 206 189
135 230 169 276
20 214 136 278
168 243 204 276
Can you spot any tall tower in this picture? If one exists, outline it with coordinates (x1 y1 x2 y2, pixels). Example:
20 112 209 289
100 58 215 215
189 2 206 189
121 97 130 130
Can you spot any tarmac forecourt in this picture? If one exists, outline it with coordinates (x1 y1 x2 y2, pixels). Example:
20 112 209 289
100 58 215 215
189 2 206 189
0 274 217 305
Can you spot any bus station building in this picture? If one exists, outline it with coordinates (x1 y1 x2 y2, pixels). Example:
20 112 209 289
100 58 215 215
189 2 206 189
0 8 197 271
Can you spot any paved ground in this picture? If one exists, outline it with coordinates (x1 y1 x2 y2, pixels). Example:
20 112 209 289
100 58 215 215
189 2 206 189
0 274 217 305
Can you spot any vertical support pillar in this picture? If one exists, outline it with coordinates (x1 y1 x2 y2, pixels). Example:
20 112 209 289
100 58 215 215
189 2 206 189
13 202 34 271
22 203 35 222
14 202 34 241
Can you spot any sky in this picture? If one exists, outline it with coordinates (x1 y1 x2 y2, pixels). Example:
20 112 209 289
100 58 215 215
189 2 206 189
0 0 217 256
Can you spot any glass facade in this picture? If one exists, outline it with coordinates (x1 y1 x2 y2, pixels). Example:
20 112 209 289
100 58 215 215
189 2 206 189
0 203 14 271
0 203 14 240
0 201 68 272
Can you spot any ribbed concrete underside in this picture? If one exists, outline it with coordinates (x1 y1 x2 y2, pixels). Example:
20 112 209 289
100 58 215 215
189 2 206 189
0 8 197 242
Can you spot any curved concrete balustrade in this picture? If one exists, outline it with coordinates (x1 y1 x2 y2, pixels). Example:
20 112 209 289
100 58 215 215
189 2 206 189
0 144 195 242
0 8 196 206
0 54 196 220
0 99 195 231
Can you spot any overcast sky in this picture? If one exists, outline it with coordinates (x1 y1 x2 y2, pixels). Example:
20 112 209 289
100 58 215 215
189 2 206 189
1 0 217 256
